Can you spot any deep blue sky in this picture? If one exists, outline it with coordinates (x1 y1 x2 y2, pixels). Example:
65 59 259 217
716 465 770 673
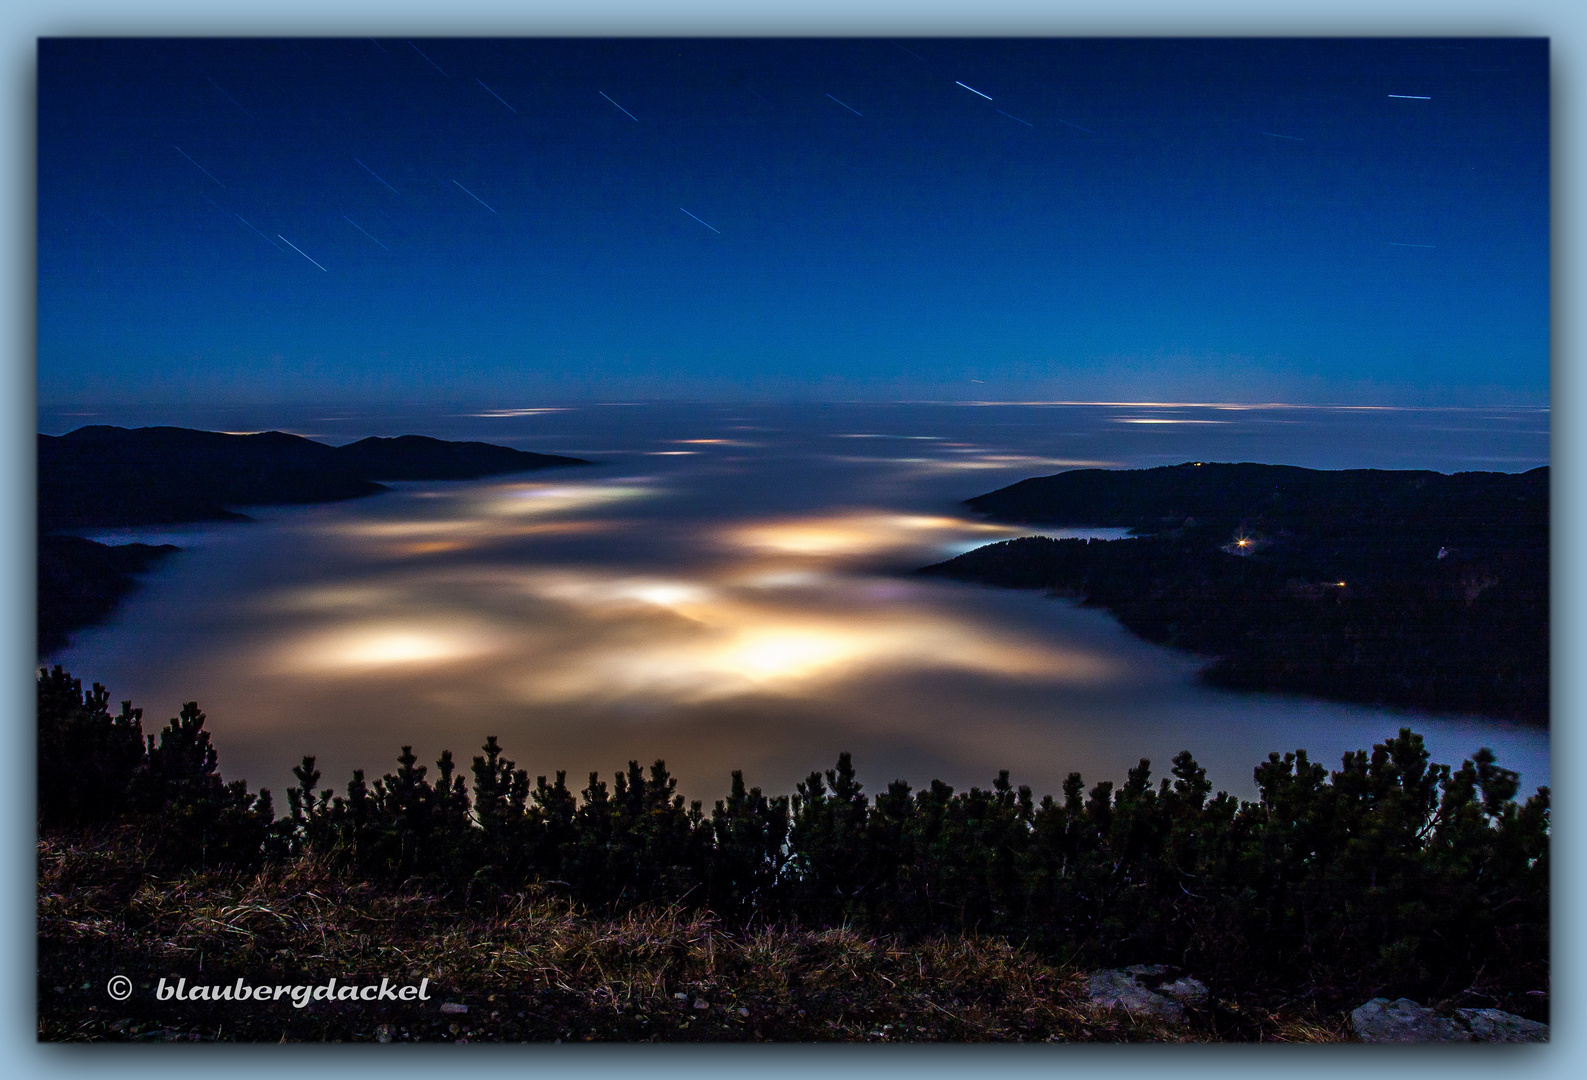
37 37 1549 406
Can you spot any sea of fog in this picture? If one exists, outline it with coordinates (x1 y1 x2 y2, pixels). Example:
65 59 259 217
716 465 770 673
41 401 1550 807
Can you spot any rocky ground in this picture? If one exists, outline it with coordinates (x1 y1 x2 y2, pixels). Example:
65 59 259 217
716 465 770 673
1080 967 1547 1043
1348 997 1548 1043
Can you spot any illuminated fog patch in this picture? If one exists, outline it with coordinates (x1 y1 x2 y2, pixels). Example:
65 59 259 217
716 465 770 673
725 628 853 679
396 540 469 556
268 583 405 613
822 453 1113 473
517 598 1120 705
727 512 1010 560
280 622 503 672
329 514 616 559
523 572 716 613
462 559 1128 704
343 520 480 538
723 511 1122 565
481 481 655 516
738 570 832 589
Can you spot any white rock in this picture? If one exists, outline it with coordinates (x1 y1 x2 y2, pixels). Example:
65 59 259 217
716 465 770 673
1086 969 1185 1022
1351 997 1471 1042
1455 1007 1549 1042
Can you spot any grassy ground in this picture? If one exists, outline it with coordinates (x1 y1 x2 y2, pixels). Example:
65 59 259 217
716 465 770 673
38 830 1347 1044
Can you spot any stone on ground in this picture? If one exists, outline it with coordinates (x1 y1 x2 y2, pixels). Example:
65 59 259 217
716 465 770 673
1351 998 1472 1042
1455 1007 1549 1043
1087 967 1209 1022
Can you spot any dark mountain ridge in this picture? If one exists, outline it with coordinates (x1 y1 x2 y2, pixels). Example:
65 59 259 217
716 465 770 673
39 425 592 531
966 460 1547 537
925 462 1548 724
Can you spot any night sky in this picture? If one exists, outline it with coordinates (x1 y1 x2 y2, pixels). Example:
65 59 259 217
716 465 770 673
37 37 1549 406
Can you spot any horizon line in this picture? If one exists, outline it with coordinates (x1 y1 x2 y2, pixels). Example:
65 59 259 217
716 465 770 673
38 399 1552 414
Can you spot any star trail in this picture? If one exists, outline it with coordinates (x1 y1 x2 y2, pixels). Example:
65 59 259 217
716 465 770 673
38 38 1548 406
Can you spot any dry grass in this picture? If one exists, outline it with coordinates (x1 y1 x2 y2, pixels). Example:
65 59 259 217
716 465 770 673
37 832 1348 1043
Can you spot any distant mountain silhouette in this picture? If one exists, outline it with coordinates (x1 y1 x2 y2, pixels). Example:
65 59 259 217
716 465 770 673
965 461 1548 541
39 425 592 531
925 462 1548 723
37 426 592 656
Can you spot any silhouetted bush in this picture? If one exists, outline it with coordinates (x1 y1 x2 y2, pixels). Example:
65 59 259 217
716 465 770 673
37 666 275 870
37 666 146 827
